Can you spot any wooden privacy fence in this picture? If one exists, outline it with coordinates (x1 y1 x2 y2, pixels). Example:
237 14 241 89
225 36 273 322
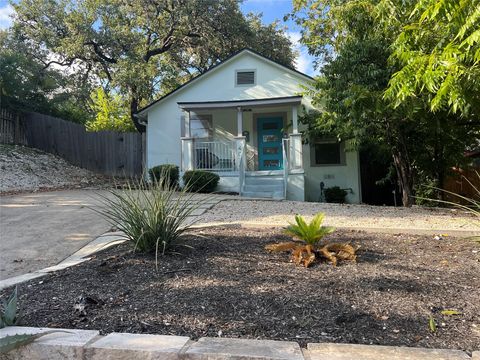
0 109 143 177
444 166 480 204
23 112 144 177
0 108 27 145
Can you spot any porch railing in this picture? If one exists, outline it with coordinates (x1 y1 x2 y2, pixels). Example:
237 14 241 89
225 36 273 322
194 140 235 172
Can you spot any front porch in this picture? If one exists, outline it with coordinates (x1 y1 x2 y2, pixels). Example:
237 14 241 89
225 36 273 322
179 97 304 199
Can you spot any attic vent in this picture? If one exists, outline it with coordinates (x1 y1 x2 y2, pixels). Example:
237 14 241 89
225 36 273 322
236 70 255 85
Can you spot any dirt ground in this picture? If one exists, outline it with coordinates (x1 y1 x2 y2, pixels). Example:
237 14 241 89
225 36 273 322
0 144 110 194
3 226 479 352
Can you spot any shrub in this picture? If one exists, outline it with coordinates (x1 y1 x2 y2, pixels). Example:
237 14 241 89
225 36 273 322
94 176 206 267
265 213 358 267
324 186 348 203
149 164 179 188
183 170 220 193
0 286 18 329
284 213 335 246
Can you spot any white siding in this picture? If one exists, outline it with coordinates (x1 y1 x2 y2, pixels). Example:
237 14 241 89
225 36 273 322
146 51 313 170
145 50 362 203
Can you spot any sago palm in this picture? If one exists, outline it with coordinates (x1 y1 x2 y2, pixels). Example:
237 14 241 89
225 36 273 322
284 213 335 245
266 212 358 267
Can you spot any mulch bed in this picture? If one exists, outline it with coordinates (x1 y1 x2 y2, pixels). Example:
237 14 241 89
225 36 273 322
2 227 479 351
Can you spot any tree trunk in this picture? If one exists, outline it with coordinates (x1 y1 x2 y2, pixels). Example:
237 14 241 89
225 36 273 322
392 146 414 207
130 96 145 133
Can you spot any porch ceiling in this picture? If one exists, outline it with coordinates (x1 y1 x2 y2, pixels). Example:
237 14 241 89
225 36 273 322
177 95 302 110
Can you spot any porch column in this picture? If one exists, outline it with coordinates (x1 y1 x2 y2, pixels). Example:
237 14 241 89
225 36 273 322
181 110 194 171
289 105 302 170
289 133 303 170
237 106 243 136
235 107 246 194
184 110 191 137
292 105 298 134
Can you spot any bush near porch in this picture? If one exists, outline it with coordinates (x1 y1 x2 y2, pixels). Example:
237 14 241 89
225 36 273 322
148 164 179 188
183 170 220 193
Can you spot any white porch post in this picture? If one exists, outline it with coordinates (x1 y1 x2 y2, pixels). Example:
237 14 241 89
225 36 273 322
289 105 303 169
185 109 191 137
235 106 246 195
292 105 298 134
237 106 243 136
181 110 194 171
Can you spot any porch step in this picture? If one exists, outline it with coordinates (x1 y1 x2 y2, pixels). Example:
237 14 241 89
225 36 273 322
243 184 283 192
246 170 283 176
242 191 284 199
242 172 285 199
244 176 284 184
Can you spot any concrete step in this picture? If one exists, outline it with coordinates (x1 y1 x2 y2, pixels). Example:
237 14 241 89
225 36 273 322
242 191 284 199
243 184 283 192
244 176 284 184
246 170 283 176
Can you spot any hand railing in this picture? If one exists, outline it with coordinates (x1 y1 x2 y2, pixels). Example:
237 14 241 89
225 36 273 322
193 140 235 171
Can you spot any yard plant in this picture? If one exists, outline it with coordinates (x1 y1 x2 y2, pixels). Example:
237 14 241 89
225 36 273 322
183 170 220 193
95 172 207 267
149 164 179 189
0 287 18 329
266 213 358 267
324 186 348 203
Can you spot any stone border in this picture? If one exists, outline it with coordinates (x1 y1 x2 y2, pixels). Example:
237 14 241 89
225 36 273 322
0 232 126 291
0 327 477 360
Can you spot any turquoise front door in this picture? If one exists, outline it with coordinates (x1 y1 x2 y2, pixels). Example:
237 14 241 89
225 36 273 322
257 116 283 170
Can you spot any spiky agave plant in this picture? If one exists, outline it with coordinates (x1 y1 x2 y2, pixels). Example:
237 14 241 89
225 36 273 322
266 213 358 267
94 169 212 268
0 287 18 329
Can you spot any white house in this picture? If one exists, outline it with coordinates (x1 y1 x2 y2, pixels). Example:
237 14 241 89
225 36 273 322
136 49 361 203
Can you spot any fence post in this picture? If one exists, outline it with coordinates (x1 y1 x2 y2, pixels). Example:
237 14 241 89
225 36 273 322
14 113 20 144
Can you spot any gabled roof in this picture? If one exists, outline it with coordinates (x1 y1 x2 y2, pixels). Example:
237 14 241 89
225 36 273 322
136 48 314 116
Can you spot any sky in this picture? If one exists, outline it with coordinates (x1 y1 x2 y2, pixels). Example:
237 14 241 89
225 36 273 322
0 0 317 76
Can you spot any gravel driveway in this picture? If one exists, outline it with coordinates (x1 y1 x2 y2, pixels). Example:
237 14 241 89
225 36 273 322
198 200 479 234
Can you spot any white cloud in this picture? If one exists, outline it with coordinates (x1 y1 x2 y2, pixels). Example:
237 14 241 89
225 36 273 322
0 3 14 30
287 31 318 77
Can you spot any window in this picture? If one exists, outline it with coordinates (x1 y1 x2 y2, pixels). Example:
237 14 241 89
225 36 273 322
236 70 256 86
312 139 345 165
182 115 212 138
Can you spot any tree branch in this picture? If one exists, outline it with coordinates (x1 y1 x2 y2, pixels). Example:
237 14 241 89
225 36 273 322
84 41 117 64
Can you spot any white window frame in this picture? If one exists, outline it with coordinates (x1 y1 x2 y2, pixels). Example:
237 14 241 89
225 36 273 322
235 69 256 87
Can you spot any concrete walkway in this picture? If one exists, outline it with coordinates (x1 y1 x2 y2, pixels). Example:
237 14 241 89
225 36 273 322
0 189 227 280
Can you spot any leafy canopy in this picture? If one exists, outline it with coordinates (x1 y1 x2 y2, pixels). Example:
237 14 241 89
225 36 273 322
292 0 480 207
86 88 134 132
11 0 296 130
381 0 480 116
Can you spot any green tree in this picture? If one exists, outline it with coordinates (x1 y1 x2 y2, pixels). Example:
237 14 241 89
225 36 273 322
12 0 295 131
86 88 134 132
381 0 480 116
292 0 478 206
0 29 91 122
